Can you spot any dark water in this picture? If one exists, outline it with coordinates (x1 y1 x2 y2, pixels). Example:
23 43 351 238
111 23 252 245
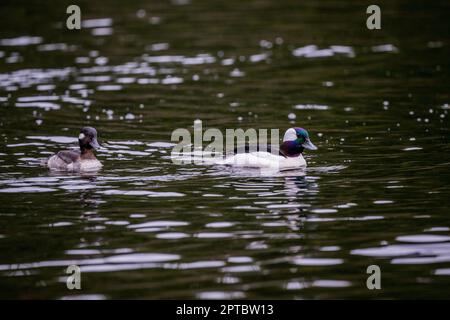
1 0 450 299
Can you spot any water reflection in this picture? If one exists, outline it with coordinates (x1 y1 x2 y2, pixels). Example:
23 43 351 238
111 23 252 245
352 234 450 265
1 0 450 299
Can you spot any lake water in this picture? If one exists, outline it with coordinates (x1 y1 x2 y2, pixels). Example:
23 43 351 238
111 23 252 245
0 0 450 299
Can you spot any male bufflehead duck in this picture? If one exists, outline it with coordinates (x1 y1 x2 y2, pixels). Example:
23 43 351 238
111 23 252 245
46 127 102 172
219 127 317 170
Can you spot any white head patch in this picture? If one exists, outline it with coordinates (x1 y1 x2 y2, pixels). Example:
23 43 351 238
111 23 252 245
283 128 297 142
78 133 85 140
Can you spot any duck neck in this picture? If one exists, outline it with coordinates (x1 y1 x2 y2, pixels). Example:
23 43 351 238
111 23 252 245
80 146 96 160
280 141 303 157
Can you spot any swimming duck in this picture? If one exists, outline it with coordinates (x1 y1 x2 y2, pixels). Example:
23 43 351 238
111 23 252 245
219 127 317 170
46 127 102 172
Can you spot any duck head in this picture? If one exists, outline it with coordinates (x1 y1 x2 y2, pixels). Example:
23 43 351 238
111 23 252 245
78 127 100 152
280 127 317 157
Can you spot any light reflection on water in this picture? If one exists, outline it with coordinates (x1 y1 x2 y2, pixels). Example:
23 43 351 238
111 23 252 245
1 0 450 299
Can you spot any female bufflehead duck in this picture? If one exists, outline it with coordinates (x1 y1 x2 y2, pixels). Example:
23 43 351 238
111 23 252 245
219 127 317 170
46 127 102 172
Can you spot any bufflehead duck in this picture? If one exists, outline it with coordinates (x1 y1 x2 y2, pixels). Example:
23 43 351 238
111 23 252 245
46 127 102 172
219 127 317 170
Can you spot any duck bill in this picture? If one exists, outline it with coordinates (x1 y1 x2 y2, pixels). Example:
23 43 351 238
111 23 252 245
90 138 101 150
302 139 318 150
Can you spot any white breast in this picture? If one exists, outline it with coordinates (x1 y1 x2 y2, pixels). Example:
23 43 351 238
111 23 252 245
77 160 103 172
217 152 306 170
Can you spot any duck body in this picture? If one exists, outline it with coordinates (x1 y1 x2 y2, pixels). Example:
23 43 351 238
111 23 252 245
47 150 102 172
218 127 317 171
46 127 102 172
219 151 306 170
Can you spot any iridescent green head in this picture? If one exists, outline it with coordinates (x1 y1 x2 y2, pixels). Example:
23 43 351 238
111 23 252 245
283 127 317 150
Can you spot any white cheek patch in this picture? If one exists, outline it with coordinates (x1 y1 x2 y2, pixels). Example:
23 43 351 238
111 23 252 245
78 133 85 140
283 128 297 142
